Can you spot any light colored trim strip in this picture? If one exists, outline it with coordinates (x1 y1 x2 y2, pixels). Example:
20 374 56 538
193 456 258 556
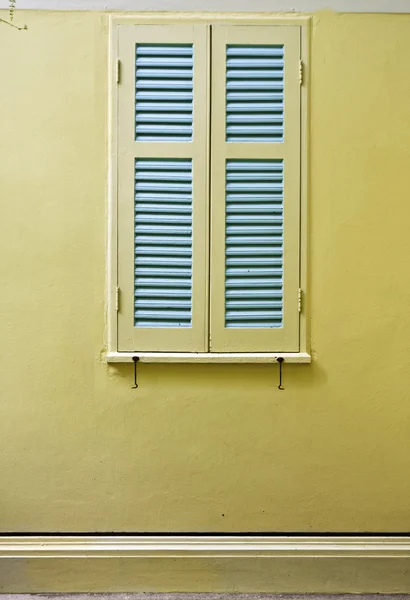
105 351 312 363
1 536 410 558
2 0 410 12
2 535 410 593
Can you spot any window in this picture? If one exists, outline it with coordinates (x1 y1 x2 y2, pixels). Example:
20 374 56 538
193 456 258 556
108 17 309 362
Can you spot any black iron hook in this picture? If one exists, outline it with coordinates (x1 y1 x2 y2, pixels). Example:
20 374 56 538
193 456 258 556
277 357 285 390
132 356 139 389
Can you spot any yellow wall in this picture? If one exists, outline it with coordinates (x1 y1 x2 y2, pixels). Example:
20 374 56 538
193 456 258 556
1 9 410 533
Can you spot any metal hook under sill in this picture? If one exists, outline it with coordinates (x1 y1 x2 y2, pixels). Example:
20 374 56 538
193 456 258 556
132 356 139 389
277 357 285 390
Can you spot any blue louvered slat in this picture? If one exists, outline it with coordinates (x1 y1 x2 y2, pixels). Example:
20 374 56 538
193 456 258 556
226 45 284 142
135 45 193 141
225 160 284 329
135 159 192 327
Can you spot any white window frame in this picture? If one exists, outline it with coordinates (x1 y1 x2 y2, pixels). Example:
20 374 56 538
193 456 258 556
107 13 311 364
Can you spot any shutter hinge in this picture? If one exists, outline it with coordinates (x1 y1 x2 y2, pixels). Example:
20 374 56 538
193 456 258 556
299 60 303 86
116 286 120 311
116 59 121 84
298 288 303 313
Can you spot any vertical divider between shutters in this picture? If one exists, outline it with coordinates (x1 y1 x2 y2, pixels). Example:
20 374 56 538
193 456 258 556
207 25 212 352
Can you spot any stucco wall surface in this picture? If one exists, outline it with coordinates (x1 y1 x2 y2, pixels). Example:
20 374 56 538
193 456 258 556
1 10 410 532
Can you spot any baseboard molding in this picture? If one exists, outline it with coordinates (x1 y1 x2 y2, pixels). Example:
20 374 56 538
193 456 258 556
1 535 410 558
1 535 410 593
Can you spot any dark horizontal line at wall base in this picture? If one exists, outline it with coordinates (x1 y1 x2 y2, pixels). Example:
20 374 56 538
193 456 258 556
2 531 410 536
1 535 410 594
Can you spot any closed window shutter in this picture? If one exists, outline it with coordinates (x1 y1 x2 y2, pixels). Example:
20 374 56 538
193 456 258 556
210 25 301 352
117 25 209 352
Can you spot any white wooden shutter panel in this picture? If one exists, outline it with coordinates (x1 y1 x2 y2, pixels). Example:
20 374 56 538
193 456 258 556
117 25 209 352
210 25 301 353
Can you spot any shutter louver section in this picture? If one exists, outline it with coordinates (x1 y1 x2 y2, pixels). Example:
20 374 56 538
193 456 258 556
225 160 284 329
226 45 284 142
134 159 193 328
135 44 193 141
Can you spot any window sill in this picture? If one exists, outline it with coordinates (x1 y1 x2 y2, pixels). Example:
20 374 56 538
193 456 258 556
106 352 311 364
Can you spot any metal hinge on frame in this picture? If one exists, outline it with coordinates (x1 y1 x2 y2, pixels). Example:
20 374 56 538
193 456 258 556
298 288 303 313
116 59 121 84
299 60 304 86
116 287 120 312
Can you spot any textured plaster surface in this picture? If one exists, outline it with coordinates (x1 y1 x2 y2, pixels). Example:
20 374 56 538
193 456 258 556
1 9 410 534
